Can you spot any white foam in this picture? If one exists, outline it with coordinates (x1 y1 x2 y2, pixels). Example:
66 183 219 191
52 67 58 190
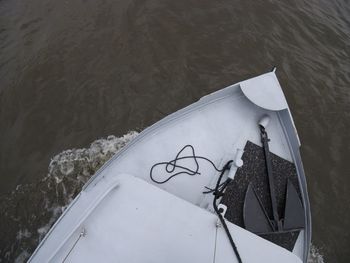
16 229 31 240
8 131 139 263
39 131 140 238
47 131 139 185
308 244 325 263
14 250 30 263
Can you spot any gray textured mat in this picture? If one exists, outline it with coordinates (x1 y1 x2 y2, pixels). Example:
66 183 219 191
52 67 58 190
221 141 302 251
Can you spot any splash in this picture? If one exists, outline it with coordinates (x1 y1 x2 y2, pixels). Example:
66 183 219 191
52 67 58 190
0 131 138 263
308 244 325 263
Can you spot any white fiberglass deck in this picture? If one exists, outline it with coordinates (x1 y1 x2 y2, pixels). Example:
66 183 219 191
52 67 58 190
87 74 294 208
44 174 301 263
29 72 311 262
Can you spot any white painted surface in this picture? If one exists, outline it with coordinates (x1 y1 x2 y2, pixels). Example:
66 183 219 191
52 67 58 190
97 89 292 209
38 174 301 263
293 230 305 259
240 72 288 111
29 72 309 262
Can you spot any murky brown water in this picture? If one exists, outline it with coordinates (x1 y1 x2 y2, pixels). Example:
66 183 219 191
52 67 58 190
1 0 349 261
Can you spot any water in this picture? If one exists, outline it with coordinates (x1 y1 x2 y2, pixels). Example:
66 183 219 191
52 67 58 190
0 0 349 261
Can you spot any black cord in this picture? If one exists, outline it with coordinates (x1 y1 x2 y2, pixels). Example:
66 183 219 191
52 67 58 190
149 145 242 262
203 179 230 194
213 161 243 263
150 145 226 184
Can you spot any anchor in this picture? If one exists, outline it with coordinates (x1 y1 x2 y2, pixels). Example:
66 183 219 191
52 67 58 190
243 115 305 234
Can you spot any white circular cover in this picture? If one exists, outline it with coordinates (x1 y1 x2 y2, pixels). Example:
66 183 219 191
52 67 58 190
240 73 288 111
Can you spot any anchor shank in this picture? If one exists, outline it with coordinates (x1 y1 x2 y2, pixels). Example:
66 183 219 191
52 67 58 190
260 125 281 231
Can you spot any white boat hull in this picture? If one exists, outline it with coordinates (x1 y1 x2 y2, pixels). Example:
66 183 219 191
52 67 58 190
29 71 311 262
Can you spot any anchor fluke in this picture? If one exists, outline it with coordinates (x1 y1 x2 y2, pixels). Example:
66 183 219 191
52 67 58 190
283 180 305 231
243 183 274 234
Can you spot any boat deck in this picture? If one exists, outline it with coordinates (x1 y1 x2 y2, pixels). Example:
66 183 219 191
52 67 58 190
29 72 311 263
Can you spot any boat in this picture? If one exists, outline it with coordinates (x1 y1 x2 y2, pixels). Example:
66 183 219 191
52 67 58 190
29 70 311 263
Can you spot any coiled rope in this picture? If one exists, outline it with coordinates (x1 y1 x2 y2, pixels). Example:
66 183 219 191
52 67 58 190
149 145 242 262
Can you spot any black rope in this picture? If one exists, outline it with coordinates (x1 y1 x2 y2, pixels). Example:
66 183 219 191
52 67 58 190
203 179 230 194
149 145 242 262
150 145 226 184
212 161 243 263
